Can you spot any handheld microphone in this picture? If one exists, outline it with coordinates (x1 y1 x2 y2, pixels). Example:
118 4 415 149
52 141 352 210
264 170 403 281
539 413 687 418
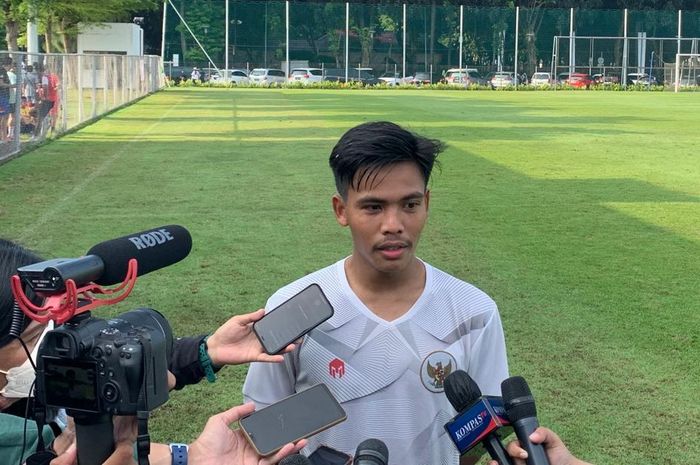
280 455 313 465
353 439 388 465
17 225 192 292
443 370 513 465
501 376 550 465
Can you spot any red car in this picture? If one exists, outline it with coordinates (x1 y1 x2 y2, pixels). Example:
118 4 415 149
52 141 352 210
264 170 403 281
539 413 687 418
568 73 593 89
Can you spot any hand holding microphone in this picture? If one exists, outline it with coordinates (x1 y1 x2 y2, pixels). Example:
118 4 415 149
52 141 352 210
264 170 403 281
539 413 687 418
443 370 513 465
501 376 550 465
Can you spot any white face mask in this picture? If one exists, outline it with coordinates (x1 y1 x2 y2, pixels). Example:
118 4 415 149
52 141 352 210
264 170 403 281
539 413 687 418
0 322 52 399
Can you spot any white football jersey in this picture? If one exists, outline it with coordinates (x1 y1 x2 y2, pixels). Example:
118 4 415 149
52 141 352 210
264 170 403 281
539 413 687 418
243 258 508 465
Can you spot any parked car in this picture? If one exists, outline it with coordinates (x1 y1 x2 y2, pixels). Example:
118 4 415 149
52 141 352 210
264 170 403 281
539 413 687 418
249 68 286 84
530 72 554 86
557 72 570 85
322 68 347 83
489 72 518 88
626 73 658 85
442 68 486 86
568 73 593 88
409 72 432 85
209 69 250 84
592 73 619 86
378 72 404 86
289 68 323 84
350 68 379 85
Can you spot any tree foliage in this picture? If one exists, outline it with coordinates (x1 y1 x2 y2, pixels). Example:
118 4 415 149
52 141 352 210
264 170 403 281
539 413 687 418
0 0 157 52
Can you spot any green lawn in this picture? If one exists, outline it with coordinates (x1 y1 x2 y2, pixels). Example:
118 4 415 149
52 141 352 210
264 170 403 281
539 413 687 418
1 88 698 465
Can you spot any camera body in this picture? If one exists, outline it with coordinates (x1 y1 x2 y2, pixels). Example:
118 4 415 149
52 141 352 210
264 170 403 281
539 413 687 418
36 308 173 415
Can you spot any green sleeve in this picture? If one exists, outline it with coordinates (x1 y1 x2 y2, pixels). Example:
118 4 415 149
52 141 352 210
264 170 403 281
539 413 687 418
0 413 56 465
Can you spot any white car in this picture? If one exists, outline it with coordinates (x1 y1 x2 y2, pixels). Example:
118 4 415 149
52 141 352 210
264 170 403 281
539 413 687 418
530 72 554 86
209 69 250 85
378 72 404 86
443 68 485 86
249 68 287 85
289 68 323 84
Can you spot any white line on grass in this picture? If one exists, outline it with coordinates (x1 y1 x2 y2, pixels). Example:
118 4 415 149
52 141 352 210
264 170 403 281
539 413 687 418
18 96 184 241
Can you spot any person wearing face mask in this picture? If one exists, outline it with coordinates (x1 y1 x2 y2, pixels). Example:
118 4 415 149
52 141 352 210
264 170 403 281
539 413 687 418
0 239 73 464
0 238 299 465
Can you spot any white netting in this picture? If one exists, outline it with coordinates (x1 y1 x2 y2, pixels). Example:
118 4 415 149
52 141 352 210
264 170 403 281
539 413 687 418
0 51 163 164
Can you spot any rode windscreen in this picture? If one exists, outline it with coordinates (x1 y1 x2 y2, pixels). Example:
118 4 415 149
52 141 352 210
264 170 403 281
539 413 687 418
353 439 388 465
502 376 550 465
86 225 192 285
443 370 513 465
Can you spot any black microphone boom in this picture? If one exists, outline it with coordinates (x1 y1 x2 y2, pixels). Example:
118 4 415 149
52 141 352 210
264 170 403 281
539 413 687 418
501 376 551 465
353 439 388 465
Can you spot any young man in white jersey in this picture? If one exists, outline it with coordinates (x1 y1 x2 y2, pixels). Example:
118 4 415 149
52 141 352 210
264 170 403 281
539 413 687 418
243 121 509 465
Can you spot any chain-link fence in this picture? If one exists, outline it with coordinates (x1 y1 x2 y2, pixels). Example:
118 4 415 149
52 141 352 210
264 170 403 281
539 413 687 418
162 2 700 87
0 52 163 164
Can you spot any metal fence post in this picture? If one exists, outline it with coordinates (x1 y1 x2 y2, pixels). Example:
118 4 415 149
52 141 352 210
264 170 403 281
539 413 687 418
78 54 84 123
91 55 97 119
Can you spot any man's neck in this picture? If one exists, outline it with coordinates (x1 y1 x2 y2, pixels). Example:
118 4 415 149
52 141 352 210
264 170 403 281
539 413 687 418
344 257 426 321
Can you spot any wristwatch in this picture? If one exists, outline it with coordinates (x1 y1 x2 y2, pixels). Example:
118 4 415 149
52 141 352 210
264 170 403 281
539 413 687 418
170 443 188 465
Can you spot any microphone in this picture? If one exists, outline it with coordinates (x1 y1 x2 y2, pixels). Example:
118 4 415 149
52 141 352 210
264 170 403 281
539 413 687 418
501 376 550 465
443 370 513 465
279 455 313 465
353 439 388 465
17 225 192 292
87 225 192 285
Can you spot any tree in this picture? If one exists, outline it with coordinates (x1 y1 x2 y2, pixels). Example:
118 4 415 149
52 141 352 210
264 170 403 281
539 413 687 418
0 0 24 51
517 1 562 75
378 13 398 68
0 0 159 53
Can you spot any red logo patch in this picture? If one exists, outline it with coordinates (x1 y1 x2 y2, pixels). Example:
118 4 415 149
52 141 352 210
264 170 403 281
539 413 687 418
329 358 345 378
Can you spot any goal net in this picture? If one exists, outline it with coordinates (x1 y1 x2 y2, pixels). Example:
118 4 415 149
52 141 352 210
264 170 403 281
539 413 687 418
673 53 700 92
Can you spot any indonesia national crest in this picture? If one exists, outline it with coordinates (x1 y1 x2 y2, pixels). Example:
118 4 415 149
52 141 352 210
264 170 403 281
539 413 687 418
420 351 457 393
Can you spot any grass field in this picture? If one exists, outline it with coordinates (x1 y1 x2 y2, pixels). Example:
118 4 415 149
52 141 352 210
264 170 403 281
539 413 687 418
1 87 699 465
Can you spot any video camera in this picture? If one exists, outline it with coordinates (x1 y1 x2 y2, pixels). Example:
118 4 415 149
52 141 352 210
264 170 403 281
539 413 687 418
11 225 192 465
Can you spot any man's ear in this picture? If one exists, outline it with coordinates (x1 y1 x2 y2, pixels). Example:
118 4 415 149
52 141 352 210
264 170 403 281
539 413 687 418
332 194 349 226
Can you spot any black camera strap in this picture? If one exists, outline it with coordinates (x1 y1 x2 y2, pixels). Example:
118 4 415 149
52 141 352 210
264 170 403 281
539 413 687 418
136 353 151 465
136 410 151 465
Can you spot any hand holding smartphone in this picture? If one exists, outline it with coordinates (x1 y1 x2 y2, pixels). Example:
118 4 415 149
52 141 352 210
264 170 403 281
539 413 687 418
253 283 334 355
240 384 347 457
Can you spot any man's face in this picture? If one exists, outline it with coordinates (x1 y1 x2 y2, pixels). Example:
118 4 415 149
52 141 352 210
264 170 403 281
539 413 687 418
332 161 430 275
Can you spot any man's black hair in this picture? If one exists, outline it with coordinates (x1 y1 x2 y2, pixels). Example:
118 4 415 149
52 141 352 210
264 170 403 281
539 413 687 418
0 239 43 348
329 121 444 198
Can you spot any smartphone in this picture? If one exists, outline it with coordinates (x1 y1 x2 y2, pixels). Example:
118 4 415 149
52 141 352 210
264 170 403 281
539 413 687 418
239 383 347 457
254 283 334 355
308 445 352 465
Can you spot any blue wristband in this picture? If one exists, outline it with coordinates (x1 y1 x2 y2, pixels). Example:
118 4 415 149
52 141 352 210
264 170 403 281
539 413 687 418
170 443 188 465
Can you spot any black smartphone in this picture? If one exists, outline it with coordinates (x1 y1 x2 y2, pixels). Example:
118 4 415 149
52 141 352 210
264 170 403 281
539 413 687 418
308 445 352 465
253 283 334 355
239 384 347 457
